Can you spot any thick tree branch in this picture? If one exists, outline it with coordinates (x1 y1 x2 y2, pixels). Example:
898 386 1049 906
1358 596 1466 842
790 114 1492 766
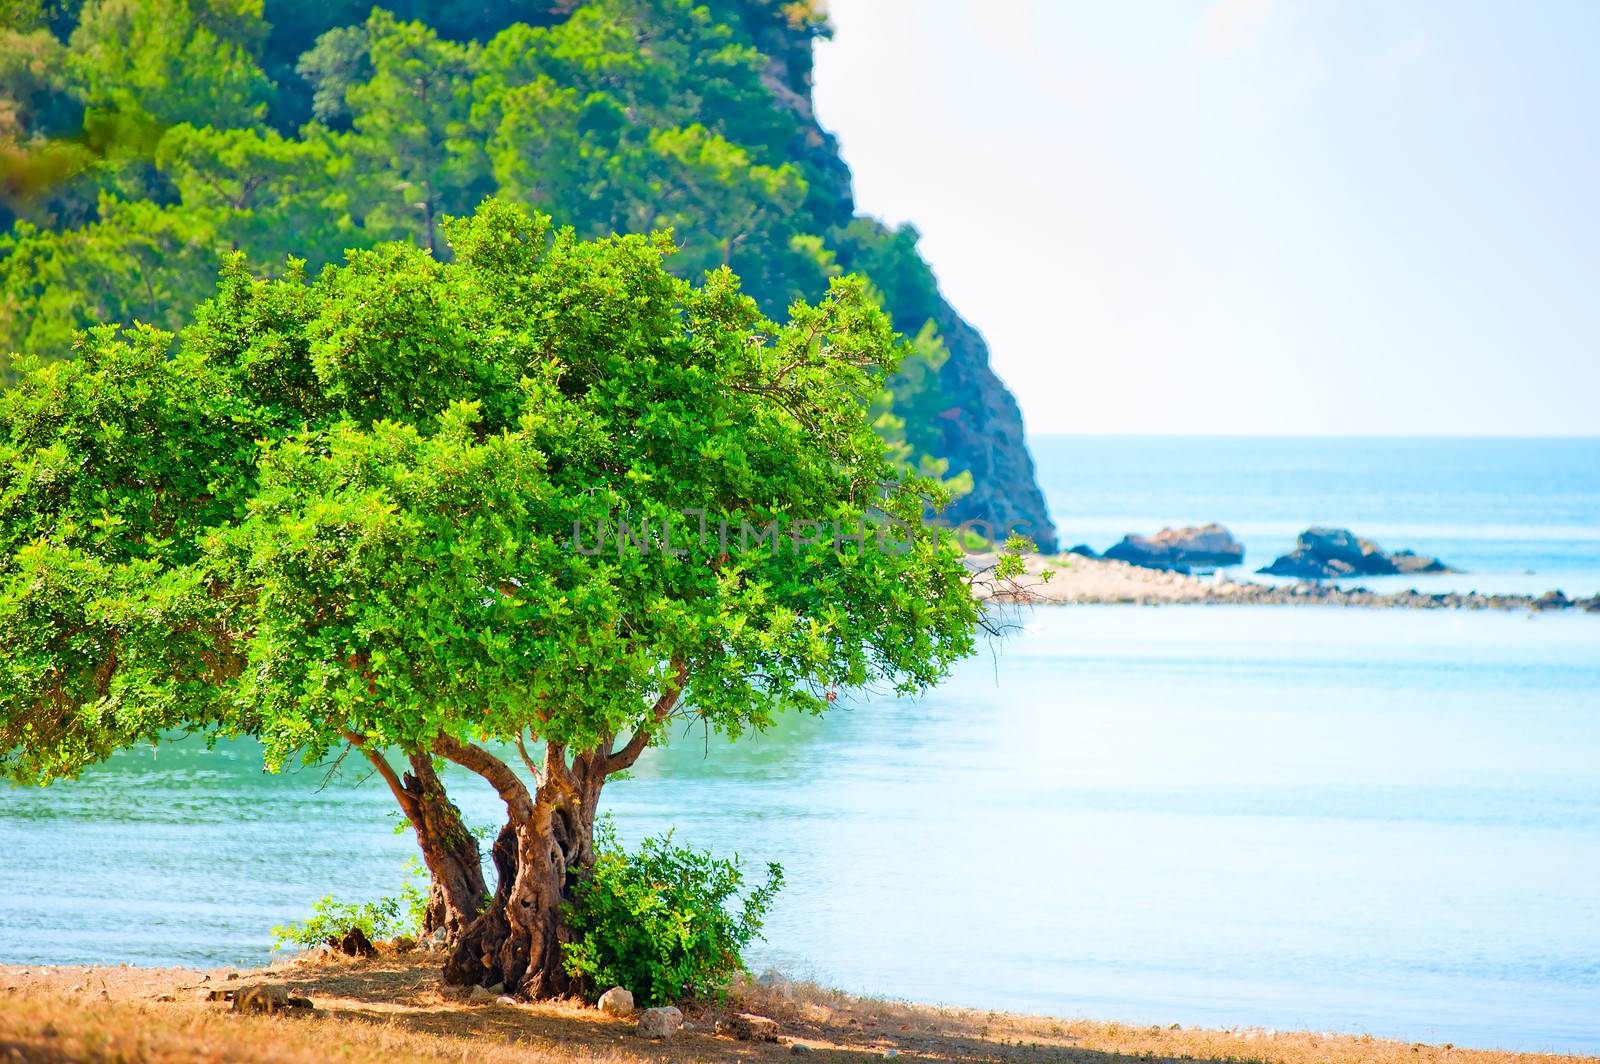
606 660 689 774
340 728 419 821
433 733 534 821
542 740 575 794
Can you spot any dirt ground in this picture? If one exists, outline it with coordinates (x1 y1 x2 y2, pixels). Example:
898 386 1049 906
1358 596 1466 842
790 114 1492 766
0 954 1593 1064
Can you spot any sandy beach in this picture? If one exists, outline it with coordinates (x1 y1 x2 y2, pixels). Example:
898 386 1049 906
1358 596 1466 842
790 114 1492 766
2 956 1594 1064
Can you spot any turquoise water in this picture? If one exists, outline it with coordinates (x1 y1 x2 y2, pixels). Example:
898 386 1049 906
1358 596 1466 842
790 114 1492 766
1033 436 1600 596
3 438 1600 1054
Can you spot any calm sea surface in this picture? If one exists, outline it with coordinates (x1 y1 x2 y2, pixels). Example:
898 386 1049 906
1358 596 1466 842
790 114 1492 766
1033 436 1600 596
3 437 1598 1053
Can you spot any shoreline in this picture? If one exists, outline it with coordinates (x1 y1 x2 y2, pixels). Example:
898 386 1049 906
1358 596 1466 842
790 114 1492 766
2 957 1594 1063
976 553 1600 612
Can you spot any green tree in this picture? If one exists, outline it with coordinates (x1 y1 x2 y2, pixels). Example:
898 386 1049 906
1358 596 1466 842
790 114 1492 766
0 199 1008 997
293 24 370 126
0 320 261 779
0 0 51 30
1 0 868 378
68 0 271 132
0 26 90 230
0 197 223 369
635 124 808 289
337 11 484 255
1 0 1027 541
481 72 617 232
0 26 76 139
153 123 354 267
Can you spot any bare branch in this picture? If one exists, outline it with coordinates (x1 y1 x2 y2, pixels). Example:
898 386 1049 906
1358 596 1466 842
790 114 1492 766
606 658 689 774
339 728 420 821
514 729 543 787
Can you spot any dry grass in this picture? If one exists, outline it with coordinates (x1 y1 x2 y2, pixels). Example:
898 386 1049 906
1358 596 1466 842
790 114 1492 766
0 956 1593 1064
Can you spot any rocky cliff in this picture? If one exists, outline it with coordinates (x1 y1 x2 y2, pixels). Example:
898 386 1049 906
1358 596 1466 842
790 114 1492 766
733 2 1058 550
924 300 1058 550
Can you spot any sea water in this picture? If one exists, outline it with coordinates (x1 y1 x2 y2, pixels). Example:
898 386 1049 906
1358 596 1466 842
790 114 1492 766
1033 436 1600 596
2 438 1598 1054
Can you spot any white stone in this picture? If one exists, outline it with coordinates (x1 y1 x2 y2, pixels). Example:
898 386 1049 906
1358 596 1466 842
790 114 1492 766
638 1006 684 1039
598 986 636 1016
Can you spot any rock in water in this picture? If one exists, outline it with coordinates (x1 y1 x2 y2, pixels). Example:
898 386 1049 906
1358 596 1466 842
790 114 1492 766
1532 590 1571 610
638 1006 684 1039
1256 549 1357 579
1259 528 1455 579
1102 523 1244 569
598 986 636 1016
1387 549 1451 574
1294 527 1370 567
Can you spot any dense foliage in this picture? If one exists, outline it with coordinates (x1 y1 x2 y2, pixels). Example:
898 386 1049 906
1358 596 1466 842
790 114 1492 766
0 197 1005 994
0 196 981 781
562 821 783 1005
0 0 963 484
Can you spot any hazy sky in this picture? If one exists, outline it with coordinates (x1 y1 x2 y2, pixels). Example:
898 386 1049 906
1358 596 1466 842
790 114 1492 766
812 0 1599 436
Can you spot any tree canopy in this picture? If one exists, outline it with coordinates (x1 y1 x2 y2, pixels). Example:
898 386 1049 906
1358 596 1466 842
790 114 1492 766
0 198 1002 992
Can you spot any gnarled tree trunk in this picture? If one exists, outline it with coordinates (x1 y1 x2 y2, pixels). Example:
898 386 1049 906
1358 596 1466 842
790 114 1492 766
344 731 487 945
431 667 685 997
403 753 488 942
443 785 599 993
438 741 606 995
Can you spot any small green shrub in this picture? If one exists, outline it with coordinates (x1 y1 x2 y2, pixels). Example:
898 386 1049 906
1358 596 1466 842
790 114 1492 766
271 860 429 950
561 821 784 1005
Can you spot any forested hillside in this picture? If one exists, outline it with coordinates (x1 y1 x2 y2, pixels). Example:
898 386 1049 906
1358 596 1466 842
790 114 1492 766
0 0 1055 546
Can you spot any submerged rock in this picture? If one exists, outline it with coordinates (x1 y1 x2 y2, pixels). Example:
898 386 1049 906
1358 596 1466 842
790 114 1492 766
1102 523 1244 570
1257 549 1357 579
1258 528 1454 580
1387 549 1452 575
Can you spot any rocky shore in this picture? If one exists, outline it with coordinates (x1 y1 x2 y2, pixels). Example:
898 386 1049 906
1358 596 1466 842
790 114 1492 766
974 553 1600 612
